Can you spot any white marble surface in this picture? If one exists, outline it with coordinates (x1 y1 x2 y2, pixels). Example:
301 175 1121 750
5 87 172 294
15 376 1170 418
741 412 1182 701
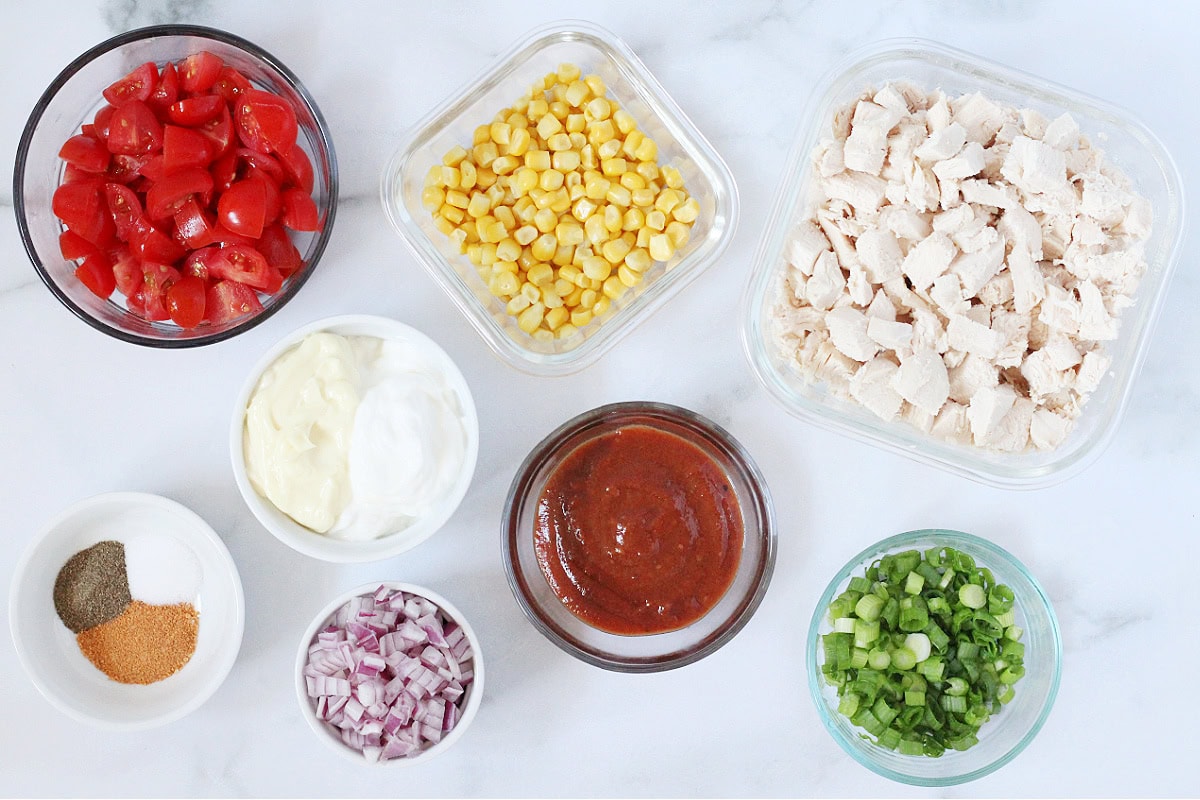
1 1 1196 796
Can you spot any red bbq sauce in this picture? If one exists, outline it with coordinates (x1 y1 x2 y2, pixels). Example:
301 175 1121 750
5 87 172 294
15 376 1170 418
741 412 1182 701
533 424 743 635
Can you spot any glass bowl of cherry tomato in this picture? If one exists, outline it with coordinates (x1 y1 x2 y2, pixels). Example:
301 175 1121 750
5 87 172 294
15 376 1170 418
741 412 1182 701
14 24 337 347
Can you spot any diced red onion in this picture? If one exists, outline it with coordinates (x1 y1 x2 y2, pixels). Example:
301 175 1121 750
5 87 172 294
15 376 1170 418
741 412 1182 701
306 585 474 762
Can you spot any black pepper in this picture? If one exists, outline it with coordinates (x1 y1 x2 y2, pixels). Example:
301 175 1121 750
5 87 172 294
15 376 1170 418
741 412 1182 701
52 540 132 633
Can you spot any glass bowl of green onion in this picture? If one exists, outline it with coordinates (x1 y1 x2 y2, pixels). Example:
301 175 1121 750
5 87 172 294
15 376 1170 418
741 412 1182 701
807 529 1061 786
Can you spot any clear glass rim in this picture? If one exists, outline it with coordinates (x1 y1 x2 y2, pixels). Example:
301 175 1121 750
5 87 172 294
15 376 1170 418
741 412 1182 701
13 23 340 349
805 528 1063 786
381 19 739 376
501 401 776 672
738 36 1186 489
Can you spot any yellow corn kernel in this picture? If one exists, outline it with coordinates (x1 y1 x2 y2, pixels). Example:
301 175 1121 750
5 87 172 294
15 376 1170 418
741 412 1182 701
489 270 520 297
528 98 549 119
531 188 555 210
635 161 659 182
581 256 612 282
666 221 691 249
525 262 553 286
601 158 628 177
553 277 575 297
565 113 586 134
517 250 537 270
617 264 643 288
592 295 612 316
565 169 582 187
466 243 483 266
568 307 592 327
544 306 569 331
661 165 683 189
486 182 507 204
425 164 445 187
461 161 479 191
584 175 611 202
442 145 468 166
513 224 539 246
550 100 570 120
541 285 564 309
531 233 558 262
433 215 456 236
672 197 700 224
612 109 635 135
621 207 645 231
497 209 520 233
557 62 582 83
618 172 646 192
571 197 598 222
495 238 521 263
568 183 586 202
536 113 563 139
440 165 462 190
546 133 572 152
493 260 518 277
487 122 511 147
649 233 675 261
587 98 613 124
603 204 623 232
551 243 574 267
448 228 468 252
655 188 682 215
475 168 497 189
440 204 466 225
621 129 644 158
645 209 667 231
507 111 529 129
506 295 532 316
475 123 494 144
605 184 632 207
517 302 545 334
533 207 558 233
513 197 537 222
636 226 653 248
472 141 499 168
475 243 496 266
597 142 622 163
564 79 590 107
421 186 445 212
579 288 598 308
565 131 584 150
587 119 615 146
559 264 582 283
539 169 565 192
556 221 585 247
584 214 608 245
625 247 652 273
634 138 658 162
563 284 584 306
512 167 538 196
507 126 531 157
583 73 606 96
465 193 491 219
580 144 598 171
631 187 656 207
552 322 576 339
491 155 519 175
523 150 551 171
483 220 509 243
552 150 581 172
519 282 540 304
546 188 569 214
511 94 530 114
601 237 632 264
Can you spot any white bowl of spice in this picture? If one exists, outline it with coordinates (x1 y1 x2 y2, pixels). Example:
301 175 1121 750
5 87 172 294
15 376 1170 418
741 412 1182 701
8 492 245 729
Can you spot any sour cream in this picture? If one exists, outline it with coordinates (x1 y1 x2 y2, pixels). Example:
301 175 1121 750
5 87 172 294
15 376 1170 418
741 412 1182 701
243 331 468 540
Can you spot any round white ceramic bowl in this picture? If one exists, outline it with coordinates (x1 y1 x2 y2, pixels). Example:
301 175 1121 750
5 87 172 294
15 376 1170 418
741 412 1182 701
294 581 484 766
230 314 479 563
8 492 245 730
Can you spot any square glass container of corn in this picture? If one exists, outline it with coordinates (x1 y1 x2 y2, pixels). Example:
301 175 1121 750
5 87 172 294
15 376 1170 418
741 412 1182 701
382 20 738 376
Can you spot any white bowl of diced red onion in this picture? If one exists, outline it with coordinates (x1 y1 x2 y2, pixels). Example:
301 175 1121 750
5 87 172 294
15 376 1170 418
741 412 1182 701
294 582 483 766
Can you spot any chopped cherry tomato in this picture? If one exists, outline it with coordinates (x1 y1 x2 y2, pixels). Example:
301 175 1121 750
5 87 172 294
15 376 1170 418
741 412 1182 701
234 89 298 154
193 244 279 291
205 279 263 324
53 182 108 244
93 104 116 142
210 149 239 193
106 101 163 155
237 148 284 184
146 167 213 220
173 198 216 248
281 187 319 232
255 172 282 226
75 255 116 299
179 51 223 94
110 246 142 296
59 134 110 173
106 153 149 184
162 125 213 172
166 274 206 328
137 155 167 183
60 230 101 261
217 179 267 238
167 95 224 127
129 218 186 264
104 183 145 241
257 222 302 276
278 143 315 194
102 62 158 107
197 104 234 157
147 62 179 112
211 65 251 103
127 283 169 320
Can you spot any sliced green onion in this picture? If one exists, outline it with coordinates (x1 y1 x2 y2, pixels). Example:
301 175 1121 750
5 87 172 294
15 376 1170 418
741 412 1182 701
904 571 925 595
959 583 986 609
904 632 932 663
854 593 884 622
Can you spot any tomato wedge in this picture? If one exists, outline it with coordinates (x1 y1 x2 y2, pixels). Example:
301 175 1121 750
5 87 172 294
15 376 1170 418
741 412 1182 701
279 143 315 194
168 95 223 127
102 62 158 106
59 229 101 261
192 244 279 291
166 274 206 328
173 197 216 248
281 187 319 231
147 62 179 112
59 134 110 173
211 65 251 103
129 217 186 264
93 104 116 142
106 100 163 155
146 166 213 220
180 51 223 94
162 125 213 172
104 183 145 241
205 279 263 323
110 247 142 296
257 222 303 276
234 89 298 154
217 178 267 238
75 255 116 299
197 104 234 157
54 181 109 245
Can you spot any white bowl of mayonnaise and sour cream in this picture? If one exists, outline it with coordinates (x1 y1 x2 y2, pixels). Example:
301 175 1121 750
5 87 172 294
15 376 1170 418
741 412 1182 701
230 315 479 563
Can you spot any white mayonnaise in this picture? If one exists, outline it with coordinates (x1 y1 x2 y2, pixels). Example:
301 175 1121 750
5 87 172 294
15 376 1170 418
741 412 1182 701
243 331 468 539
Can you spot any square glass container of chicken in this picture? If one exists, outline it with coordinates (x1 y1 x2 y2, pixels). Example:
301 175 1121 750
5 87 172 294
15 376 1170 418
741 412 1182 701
742 38 1184 489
